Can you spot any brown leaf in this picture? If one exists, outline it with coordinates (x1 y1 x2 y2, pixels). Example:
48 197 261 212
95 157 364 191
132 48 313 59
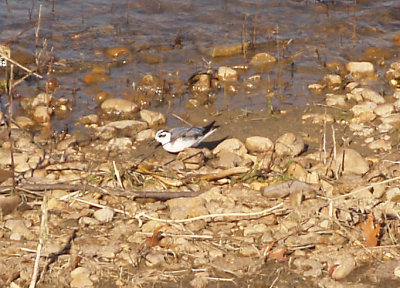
268 247 287 261
329 264 340 278
144 226 165 249
360 212 380 247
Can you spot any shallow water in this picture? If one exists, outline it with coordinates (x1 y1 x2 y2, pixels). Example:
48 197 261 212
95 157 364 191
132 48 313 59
1 0 400 130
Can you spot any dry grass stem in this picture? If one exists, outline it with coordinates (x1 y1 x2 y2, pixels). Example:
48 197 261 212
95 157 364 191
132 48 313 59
113 161 124 189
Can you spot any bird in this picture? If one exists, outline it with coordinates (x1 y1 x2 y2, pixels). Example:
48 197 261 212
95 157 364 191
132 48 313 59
155 121 219 153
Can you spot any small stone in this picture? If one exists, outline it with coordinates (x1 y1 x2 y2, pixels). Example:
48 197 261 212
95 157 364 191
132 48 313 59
386 187 400 202
274 133 305 157
213 138 247 157
217 66 238 81
333 148 369 175
345 61 375 78
394 99 400 112
308 83 325 92
330 256 356 280
33 106 52 123
374 103 394 116
191 74 211 92
5 219 34 241
167 196 208 220
250 53 276 66
83 68 110 85
32 92 53 108
145 252 165 267
71 267 93 288
360 88 385 104
105 46 131 58
15 116 35 128
351 101 377 116
368 139 392 151
177 148 205 170
326 94 346 106
101 98 138 114
107 137 132 150
79 114 99 126
394 265 400 278
47 198 66 210
135 129 155 142
322 74 342 89
380 114 400 125
201 42 250 58
350 111 376 123
140 109 166 127
245 136 274 153
93 207 114 223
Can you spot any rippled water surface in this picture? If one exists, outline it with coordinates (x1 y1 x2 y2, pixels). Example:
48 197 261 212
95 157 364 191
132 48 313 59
1 0 400 129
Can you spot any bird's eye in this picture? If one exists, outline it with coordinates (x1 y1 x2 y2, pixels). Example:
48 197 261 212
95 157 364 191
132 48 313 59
159 134 166 138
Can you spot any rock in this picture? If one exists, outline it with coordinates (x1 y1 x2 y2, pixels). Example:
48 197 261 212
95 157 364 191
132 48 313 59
102 120 147 131
83 71 110 85
326 94 346 106
78 114 99 126
394 264 400 278
262 180 314 199
345 61 375 78
351 102 377 116
294 258 323 278
107 137 132 151
93 91 114 104
385 187 400 202
385 61 400 88
135 129 155 142
191 73 211 92
140 109 166 127
101 98 138 114
145 252 165 267
15 116 35 128
201 42 250 58
394 99 400 112
374 103 394 116
5 219 34 241
71 267 93 288
368 139 392 151
167 196 208 220
213 138 247 157
33 106 52 123
333 148 369 175
250 52 276 66
211 150 244 168
243 75 262 90
350 111 376 124
136 74 166 97
302 113 334 124
245 136 274 153
380 114 400 125
177 148 205 170
308 83 325 92
359 88 385 104
274 133 305 157
287 162 307 182
377 123 393 133
105 46 130 58
32 92 53 108
322 74 342 89
93 207 114 223
330 256 356 280
217 66 238 81
47 198 67 210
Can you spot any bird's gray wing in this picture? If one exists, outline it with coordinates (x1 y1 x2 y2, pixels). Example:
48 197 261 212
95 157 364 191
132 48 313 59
169 126 204 141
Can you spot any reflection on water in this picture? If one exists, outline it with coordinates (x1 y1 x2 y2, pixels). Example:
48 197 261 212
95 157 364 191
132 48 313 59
0 0 399 129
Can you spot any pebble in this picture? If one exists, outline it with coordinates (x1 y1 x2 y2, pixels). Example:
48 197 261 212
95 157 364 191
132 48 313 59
14 116 35 128
217 66 238 81
5 219 34 241
78 114 99 126
350 111 376 124
211 150 244 169
322 74 342 89
32 92 53 108
394 265 400 278
345 61 375 78
101 98 138 114
107 137 132 151
380 114 400 125
308 83 325 92
245 136 274 153
330 256 356 280
325 94 346 106
213 138 247 157
334 148 369 175
385 187 400 201
71 267 93 288
358 88 385 104
140 109 166 127
136 74 166 96
83 70 110 85
394 99 400 111
105 46 131 58
191 73 211 92
167 196 208 219
177 148 205 170
250 52 276 66
93 207 114 223
33 106 52 123
202 42 250 57
274 133 305 157
351 102 377 116
135 129 156 142
374 103 394 116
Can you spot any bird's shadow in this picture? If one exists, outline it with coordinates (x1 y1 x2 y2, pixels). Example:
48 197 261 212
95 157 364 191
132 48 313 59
197 136 228 150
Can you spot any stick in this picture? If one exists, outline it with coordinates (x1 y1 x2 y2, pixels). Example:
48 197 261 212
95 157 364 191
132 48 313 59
0 53 42 79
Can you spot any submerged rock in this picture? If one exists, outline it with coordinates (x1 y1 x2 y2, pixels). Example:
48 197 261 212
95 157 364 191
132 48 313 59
217 66 238 81
101 98 138 114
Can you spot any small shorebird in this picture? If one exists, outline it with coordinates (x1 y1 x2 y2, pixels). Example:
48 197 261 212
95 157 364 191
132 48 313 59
155 121 219 153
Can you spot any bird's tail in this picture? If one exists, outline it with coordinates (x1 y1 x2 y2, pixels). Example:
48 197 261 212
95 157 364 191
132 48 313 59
202 121 219 133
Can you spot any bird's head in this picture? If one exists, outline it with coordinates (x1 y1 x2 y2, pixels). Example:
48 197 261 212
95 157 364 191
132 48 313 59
155 130 171 145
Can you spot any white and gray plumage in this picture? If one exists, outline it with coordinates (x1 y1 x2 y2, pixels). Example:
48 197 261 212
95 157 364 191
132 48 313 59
155 121 219 153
